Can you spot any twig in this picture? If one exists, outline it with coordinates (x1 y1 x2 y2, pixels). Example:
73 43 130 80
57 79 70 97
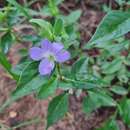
11 117 41 130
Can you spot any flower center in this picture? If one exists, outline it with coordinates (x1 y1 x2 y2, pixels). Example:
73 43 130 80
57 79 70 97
42 51 55 61
48 54 55 61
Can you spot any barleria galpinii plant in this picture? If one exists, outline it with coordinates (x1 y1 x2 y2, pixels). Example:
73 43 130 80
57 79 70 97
1 0 130 129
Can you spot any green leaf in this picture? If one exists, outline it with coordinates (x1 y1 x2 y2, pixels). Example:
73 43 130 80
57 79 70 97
0 75 48 112
0 51 11 71
83 90 116 114
115 0 126 5
96 119 120 130
6 0 30 18
71 57 88 79
12 75 48 100
55 0 64 5
11 61 38 86
84 11 130 48
48 0 59 16
110 86 128 95
0 32 13 53
54 18 63 36
0 51 17 79
58 80 73 90
63 10 82 24
62 76 108 90
0 12 6 22
83 95 96 114
118 98 130 126
37 76 58 99
30 19 53 40
101 58 122 74
95 39 128 53
47 93 69 129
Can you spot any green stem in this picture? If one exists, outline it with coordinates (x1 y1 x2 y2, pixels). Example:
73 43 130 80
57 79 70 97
57 63 62 78
0 117 41 130
0 98 14 113
11 117 41 130
0 122 10 130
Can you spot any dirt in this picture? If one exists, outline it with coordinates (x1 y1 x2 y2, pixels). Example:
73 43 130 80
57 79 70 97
0 0 128 130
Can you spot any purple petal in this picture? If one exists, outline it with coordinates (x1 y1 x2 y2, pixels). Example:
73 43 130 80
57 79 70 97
52 42 64 54
38 58 55 75
55 50 70 63
41 39 52 50
29 47 43 61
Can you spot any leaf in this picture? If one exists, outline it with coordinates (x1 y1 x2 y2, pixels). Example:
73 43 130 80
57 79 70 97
71 57 88 79
83 90 116 114
0 32 13 53
55 0 64 5
95 39 128 53
115 0 126 5
118 98 130 126
110 86 128 95
30 19 53 40
12 75 48 100
84 11 130 48
0 12 6 22
96 119 120 130
0 51 11 71
62 75 108 90
101 58 122 74
0 51 17 80
0 75 48 112
48 0 59 16
6 0 30 18
83 95 96 114
47 93 69 129
58 80 73 90
37 76 58 99
11 61 38 86
54 18 63 36
63 10 82 24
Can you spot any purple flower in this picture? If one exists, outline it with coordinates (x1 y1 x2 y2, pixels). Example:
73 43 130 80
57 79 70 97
29 39 70 75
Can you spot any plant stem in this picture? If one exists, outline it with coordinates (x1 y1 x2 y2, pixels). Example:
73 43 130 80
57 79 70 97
0 98 14 113
11 117 41 129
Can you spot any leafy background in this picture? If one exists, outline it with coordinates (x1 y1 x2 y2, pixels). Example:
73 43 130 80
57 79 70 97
1 0 130 130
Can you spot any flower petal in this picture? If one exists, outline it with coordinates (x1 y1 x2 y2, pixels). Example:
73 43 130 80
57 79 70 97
55 50 70 63
29 47 43 61
52 42 64 54
41 39 52 50
38 58 55 75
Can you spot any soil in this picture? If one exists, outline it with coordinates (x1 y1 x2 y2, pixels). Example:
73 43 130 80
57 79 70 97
0 0 128 130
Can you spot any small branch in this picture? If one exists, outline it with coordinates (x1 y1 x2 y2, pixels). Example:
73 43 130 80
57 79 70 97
12 117 41 130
